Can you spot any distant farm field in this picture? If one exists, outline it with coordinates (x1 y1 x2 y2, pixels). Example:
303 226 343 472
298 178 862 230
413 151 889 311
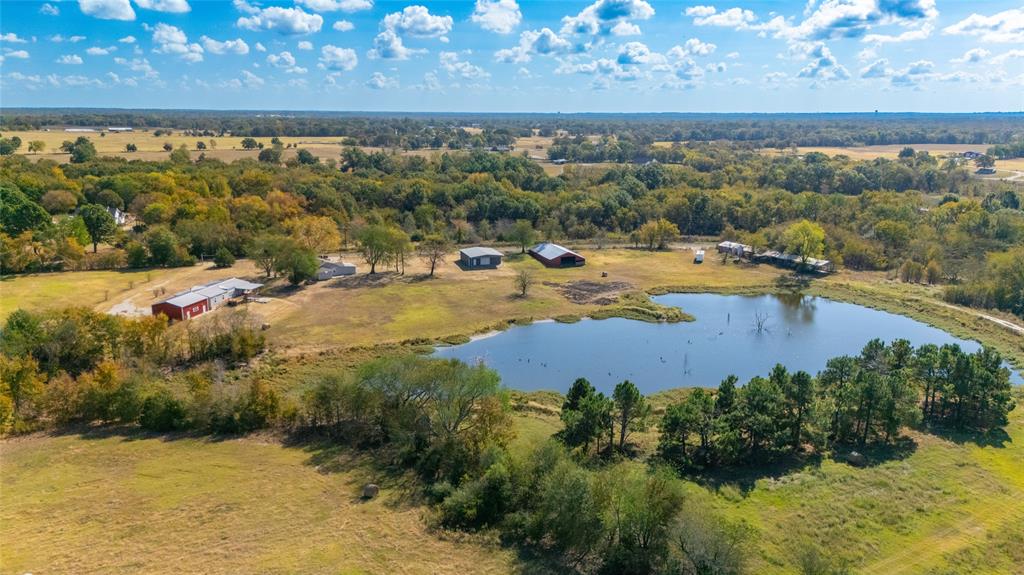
2 129 451 163
760 143 987 160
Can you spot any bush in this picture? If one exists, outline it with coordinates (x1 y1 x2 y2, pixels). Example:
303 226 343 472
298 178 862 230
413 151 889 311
126 241 148 268
213 247 236 268
140 390 189 432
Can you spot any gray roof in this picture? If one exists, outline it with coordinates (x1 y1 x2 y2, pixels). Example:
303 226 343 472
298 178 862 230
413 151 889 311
162 291 208 308
319 260 356 270
460 246 503 258
530 242 580 260
213 278 263 291
196 285 230 298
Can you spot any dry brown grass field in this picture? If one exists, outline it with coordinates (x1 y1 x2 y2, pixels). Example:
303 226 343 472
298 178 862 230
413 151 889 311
760 143 986 160
5 129 462 163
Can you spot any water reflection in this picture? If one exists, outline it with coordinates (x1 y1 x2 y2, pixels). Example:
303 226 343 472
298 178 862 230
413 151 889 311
432 293 1022 394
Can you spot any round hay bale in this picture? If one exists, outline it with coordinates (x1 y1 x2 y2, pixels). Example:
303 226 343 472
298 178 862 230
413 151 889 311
362 483 380 499
846 451 867 467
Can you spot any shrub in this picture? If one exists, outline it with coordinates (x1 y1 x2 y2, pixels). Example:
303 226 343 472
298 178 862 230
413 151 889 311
140 391 189 432
213 247 236 268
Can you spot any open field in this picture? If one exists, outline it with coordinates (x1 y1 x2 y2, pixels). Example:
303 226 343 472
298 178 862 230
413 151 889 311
3 129 459 163
760 144 987 160
0 429 518 575
0 261 264 320
3 396 1021 575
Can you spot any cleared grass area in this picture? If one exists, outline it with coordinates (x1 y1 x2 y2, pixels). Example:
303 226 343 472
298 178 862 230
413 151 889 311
0 430 517 575
255 247 783 351
716 397 1024 574
0 261 265 320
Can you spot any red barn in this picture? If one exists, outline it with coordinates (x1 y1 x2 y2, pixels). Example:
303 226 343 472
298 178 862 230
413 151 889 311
151 292 209 321
528 242 585 268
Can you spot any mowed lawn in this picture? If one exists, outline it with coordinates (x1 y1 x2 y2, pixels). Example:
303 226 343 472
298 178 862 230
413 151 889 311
0 431 518 575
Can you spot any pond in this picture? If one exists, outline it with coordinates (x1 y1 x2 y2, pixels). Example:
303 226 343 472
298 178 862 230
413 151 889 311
432 293 1023 394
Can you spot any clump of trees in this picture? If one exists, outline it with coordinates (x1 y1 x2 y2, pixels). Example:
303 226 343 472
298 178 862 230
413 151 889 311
944 245 1024 318
300 356 512 483
653 340 1014 471
357 224 411 274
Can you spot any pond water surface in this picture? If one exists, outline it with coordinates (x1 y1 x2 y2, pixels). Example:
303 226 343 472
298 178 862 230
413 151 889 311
432 293 1023 394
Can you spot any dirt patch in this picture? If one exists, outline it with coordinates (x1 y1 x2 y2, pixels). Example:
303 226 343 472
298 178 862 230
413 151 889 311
543 280 633 305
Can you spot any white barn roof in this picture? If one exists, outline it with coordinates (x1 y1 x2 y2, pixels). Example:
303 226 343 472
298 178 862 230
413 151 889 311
460 247 503 258
530 242 580 260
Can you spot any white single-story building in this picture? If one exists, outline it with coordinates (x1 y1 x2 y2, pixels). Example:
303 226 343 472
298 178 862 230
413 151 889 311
317 258 357 280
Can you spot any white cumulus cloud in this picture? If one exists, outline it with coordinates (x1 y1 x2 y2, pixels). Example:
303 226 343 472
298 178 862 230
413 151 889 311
151 23 204 62
471 0 521 35
296 0 372 12
440 51 490 79
366 71 398 89
561 0 655 37
86 46 117 55
135 0 190 13
333 20 355 31
495 27 572 63
319 44 358 70
943 8 1024 43
382 5 453 38
78 0 135 20
201 36 249 55
236 2 323 35
57 54 84 64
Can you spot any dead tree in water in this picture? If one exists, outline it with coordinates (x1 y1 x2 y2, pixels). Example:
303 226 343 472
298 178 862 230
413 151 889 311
753 311 770 334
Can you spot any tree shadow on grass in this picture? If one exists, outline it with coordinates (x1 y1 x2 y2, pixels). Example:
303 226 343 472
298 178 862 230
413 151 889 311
284 432 426 508
684 436 920 497
46 422 251 445
828 435 919 468
926 425 1012 448
685 452 824 497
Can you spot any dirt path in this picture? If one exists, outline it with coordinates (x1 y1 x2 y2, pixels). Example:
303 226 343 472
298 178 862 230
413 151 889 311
935 300 1024 335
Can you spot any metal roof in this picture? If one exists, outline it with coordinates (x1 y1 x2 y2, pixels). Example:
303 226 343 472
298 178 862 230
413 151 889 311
530 242 581 260
460 247 503 258
214 278 263 291
162 291 208 308
319 260 356 270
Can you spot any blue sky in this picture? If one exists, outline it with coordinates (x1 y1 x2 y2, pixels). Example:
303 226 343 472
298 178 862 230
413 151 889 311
1 0 1022 112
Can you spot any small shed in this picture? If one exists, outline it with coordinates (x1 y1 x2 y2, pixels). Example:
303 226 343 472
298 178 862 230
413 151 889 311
317 258 357 280
152 291 209 321
459 247 503 270
529 242 585 268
